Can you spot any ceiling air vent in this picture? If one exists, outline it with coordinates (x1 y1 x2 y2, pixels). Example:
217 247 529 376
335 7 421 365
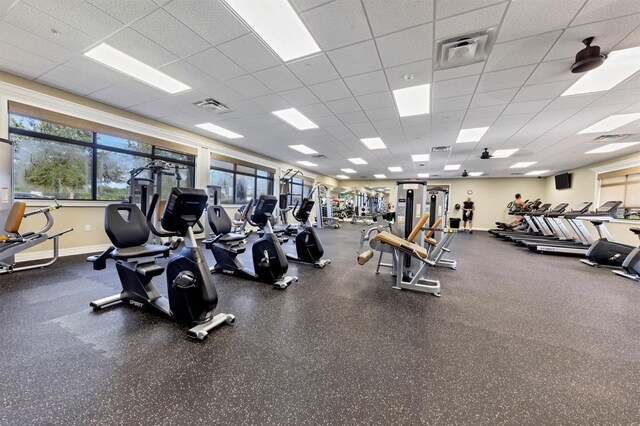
193 98 233 114
311 154 327 159
431 146 451 152
594 134 631 142
359 176 367 179
435 28 497 70
510 172 524 176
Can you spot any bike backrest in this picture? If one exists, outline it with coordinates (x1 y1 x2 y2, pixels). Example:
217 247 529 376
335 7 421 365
3 201 26 234
251 195 278 226
207 205 232 235
161 187 208 235
294 198 315 222
105 203 149 248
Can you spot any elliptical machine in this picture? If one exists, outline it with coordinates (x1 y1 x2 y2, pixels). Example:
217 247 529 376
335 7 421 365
87 187 235 340
613 228 640 282
286 197 331 268
204 195 298 289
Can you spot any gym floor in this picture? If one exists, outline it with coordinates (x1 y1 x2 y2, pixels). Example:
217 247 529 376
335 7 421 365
1 225 639 425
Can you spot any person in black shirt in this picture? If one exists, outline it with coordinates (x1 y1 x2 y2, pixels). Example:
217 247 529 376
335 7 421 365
462 197 475 234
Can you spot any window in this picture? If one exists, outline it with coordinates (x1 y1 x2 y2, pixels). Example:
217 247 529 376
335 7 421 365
283 177 313 207
209 156 275 204
598 166 640 220
9 113 196 201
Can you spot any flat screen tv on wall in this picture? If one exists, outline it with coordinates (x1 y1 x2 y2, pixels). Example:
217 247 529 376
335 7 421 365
555 172 571 190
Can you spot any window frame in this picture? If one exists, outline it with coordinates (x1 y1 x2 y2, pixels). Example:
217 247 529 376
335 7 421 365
9 113 196 202
209 160 275 205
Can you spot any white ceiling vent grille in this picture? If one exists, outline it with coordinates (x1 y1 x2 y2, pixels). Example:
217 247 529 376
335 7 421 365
193 98 233 114
435 28 497 70
593 134 632 142
431 145 451 152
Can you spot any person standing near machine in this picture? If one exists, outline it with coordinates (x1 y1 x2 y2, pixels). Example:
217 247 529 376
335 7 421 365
463 196 475 233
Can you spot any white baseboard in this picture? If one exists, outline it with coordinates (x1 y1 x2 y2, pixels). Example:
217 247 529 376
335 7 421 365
15 243 111 262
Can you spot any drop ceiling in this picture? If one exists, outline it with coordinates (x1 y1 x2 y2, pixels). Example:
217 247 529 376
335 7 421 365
1 0 640 179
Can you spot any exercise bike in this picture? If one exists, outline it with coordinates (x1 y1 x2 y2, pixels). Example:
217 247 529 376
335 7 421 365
87 187 235 340
286 198 331 268
204 195 298 289
0 200 72 275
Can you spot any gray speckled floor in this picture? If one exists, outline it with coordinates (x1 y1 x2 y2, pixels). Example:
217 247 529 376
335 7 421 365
1 224 639 425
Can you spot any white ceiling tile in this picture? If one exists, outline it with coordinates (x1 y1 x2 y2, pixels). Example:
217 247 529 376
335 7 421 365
545 14 640 61
4 1 95 52
614 23 640 50
152 0 171 5
590 89 640 107
356 91 395 110
308 79 352 102
543 93 601 111
224 75 272 98
314 115 343 127
89 81 164 108
433 75 480 99
0 22 73 63
432 94 472 113
165 0 250 46
64 56 128 85
485 31 562 71
384 59 433 90
37 65 111 95
0 41 58 78
363 0 433 36
217 34 281 73
365 107 398 121
158 60 217 89
279 87 321 106
470 88 518 107
24 0 123 38
287 53 340 85
106 28 178 67
465 105 505 120
372 118 402 131
253 65 304 92
250 94 291 111
436 0 506 19
477 65 536 92
128 99 179 119
346 121 377 136
86 0 158 24
325 98 362 114
297 103 334 118
376 23 433 68
481 113 536 143
433 62 484 82
502 99 551 115
132 8 210 58
327 40 382 77
187 47 246 81
338 110 370 124
497 0 585 43
197 82 245 104
291 0 334 12
301 0 372 51
525 58 580 85
512 80 574 103
435 2 507 41
343 70 389 96
573 0 640 26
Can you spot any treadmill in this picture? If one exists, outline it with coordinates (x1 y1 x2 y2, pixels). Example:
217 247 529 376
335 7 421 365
511 203 570 245
501 203 554 242
491 200 548 239
523 202 595 256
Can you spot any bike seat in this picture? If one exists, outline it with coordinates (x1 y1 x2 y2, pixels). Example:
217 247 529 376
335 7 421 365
111 244 170 260
217 233 247 243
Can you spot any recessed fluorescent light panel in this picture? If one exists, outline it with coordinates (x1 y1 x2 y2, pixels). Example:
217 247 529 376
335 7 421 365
562 46 640 96
289 144 318 154
444 164 460 171
417 173 429 178
223 0 320 62
456 127 489 143
84 44 190 94
510 161 537 168
392 84 431 117
349 158 368 165
468 172 484 177
336 174 350 179
360 137 387 150
525 170 549 176
492 149 519 158
273 108 318 130
388 167 403 172
196 123 243 139
578 113 640 134
297 160 318 167
586 142 640 154
341 168 357 174
374 174 386 178
411 154 430 162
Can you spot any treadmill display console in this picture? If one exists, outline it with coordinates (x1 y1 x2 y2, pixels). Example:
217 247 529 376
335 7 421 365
570 202 592 213
596 201 623 214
